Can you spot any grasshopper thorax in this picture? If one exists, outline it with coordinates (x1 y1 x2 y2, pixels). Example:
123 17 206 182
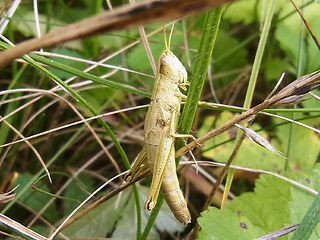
159 50 189 90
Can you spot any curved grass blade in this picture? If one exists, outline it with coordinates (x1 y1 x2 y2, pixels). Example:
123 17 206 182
291 192 320 240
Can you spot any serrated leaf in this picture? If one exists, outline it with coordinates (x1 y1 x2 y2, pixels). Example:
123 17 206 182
197 165 320 240
198 207 263 240
198 174 291 239
228 175 291 233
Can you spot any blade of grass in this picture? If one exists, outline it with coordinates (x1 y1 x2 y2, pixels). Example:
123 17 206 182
0 65 26 156
285 0 307 171
132 184 141 240
288 4 318 238
221 0 276 209
0 41 150 98
27 53 143 239
29 52 150 98
1 127 83 214
291 192 320 240
0 41 131 169
0 42 142 235
140 194 164 240
178 7 224 135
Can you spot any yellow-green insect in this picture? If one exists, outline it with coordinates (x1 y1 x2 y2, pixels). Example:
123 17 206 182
125 25 191 224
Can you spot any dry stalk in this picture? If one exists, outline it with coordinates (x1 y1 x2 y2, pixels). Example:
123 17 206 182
0 0 235 69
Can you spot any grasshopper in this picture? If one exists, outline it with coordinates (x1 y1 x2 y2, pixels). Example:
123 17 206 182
125 25 192 224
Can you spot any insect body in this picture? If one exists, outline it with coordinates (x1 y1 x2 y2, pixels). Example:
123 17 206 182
144 50 191 224
125 35 191 224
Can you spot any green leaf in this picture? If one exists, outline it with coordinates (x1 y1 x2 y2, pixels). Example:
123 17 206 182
198 207 263 240
263 58 292 81
197 165 320 240
62 186 183 239
197 174 291 239
64 174 95 214
213 29 248 83
289 165 320 239
14 173 59 222
11 10 59 37
275 1 320 73
223 0 260 24
62 188 133 238
50 48 86 79
275 113 320 171
291 192 320 240
223 0 295 25
301 96 320 117
79 87 125 115
127 37 163 76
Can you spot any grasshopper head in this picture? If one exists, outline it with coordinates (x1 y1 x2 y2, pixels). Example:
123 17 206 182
159 50 189 90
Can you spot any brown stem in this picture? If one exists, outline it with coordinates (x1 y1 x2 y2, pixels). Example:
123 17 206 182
0 0 235 69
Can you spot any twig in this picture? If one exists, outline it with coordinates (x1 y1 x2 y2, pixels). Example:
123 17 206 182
254 224 299 240
0 0 235 69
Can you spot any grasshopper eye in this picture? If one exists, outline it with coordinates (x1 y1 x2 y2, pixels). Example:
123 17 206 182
160 56 169 66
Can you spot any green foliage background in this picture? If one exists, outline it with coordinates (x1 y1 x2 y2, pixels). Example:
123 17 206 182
0 0 319 239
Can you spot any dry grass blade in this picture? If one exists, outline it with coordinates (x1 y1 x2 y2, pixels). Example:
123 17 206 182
60 169 150 231
0 186 17 204
181 161 318 195
0 214 48 240
254 224 299 240
0 193 15 204
0 88 125 176
0 0 20 34
0 115 52 183
272 82 320 106
235 123 283 156
48 171 129 240
289 0 320 50
0 103 148 148
310 92 320 101
0 0 235 69
176 70 320 157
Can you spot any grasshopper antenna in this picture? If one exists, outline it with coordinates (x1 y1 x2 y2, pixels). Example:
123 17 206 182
168 21 175 50
163 21 175 51
163 24 169 51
